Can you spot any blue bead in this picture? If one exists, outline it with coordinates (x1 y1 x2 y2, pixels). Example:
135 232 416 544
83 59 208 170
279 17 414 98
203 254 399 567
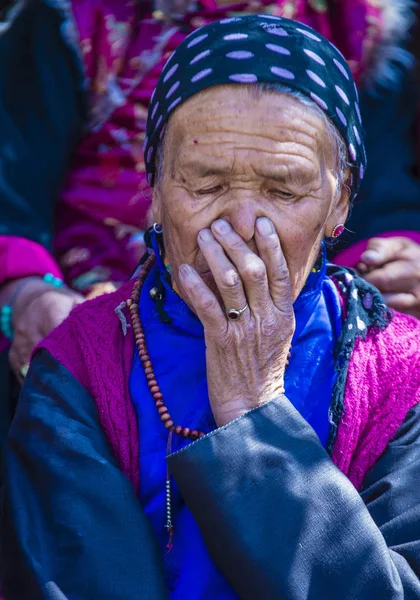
1 305 13 339
44 273 54 284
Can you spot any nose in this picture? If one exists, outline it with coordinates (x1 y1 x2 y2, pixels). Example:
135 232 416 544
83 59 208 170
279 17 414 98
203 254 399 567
220 196 261 243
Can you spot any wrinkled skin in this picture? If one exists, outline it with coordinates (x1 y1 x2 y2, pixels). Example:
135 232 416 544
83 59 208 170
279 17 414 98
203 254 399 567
152 86 349 425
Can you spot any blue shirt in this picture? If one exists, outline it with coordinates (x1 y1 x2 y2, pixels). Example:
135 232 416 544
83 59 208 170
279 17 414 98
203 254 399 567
130 249 341 598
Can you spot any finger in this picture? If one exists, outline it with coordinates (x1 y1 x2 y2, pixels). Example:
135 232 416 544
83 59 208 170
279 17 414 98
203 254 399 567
363 260 418 294
357 261 368 274
356 261 376 275
254 217 293 313
197 227 249 312
178 263 226 328
360 237 408 267
210 219 272 311
382 292 418 313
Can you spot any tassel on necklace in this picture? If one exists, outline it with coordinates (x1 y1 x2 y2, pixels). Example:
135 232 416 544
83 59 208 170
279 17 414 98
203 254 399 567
165 429 174 553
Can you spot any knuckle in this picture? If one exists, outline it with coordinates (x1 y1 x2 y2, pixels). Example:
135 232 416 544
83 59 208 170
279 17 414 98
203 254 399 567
242 261 266 283
276 262 290 281
219 268 241 290
197 294 218 313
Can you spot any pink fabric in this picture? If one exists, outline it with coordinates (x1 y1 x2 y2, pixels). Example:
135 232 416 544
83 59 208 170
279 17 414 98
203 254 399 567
0 236 62 286
55 0 383 289
332 311 420 488
334 230 420 269
37 279 420 493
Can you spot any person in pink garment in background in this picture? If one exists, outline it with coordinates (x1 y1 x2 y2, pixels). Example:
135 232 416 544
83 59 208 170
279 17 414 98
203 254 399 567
0 0 418 458
332 1 420 317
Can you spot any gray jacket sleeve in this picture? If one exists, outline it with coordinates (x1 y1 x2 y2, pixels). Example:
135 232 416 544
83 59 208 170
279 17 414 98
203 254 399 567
168 396 420 599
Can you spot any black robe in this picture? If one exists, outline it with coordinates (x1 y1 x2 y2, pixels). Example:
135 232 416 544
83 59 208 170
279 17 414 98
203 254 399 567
2 350 420 599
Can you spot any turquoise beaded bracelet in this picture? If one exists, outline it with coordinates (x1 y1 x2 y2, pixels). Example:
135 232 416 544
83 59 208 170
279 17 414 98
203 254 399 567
0 305 13 340
0 273 64 340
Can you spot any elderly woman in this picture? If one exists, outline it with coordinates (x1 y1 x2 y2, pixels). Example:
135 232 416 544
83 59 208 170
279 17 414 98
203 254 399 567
2 16 420 600
2 0 410 477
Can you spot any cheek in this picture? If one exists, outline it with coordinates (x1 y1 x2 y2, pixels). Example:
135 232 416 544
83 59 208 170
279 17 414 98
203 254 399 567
160 189 207 265
274 201 329 295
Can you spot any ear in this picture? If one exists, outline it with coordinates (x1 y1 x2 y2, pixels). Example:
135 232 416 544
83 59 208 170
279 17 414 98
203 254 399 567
324 171 351 237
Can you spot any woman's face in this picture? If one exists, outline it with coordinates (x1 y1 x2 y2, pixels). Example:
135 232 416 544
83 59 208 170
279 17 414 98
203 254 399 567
152 86 349 302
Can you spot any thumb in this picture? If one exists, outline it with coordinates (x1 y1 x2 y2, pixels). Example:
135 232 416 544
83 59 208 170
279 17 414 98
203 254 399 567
360 237 407 267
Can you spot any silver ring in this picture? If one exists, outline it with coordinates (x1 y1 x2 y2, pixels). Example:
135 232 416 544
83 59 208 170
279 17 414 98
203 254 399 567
226 304 249 321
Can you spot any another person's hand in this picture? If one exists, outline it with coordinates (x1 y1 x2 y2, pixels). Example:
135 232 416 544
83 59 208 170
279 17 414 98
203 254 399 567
179 217 295 427
86 281 119 300
357 237 420 318
8 280 84 380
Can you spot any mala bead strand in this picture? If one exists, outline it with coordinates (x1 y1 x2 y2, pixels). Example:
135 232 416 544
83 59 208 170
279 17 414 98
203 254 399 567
128 256 205 441
128 255 205 553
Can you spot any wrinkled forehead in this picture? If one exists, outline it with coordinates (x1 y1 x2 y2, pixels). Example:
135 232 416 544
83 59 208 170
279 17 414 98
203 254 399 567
162 85 334 172
169 84 325 132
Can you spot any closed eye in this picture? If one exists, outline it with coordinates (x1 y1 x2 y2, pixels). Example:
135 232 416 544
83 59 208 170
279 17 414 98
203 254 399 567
196 185 223 196
268 189 295 200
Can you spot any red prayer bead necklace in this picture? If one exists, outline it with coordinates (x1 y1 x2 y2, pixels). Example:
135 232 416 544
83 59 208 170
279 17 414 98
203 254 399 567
128 255 206 442
127 253 291 551
128 254 206 552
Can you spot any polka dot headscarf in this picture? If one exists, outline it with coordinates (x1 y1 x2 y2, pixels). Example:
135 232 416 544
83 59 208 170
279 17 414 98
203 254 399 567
145 15 366 202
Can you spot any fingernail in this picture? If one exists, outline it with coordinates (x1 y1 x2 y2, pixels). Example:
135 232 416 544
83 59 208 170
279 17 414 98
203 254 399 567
179 264 194 279
361 249 381 263
256 217 274 236
212 219 231 235
198 229 213 242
